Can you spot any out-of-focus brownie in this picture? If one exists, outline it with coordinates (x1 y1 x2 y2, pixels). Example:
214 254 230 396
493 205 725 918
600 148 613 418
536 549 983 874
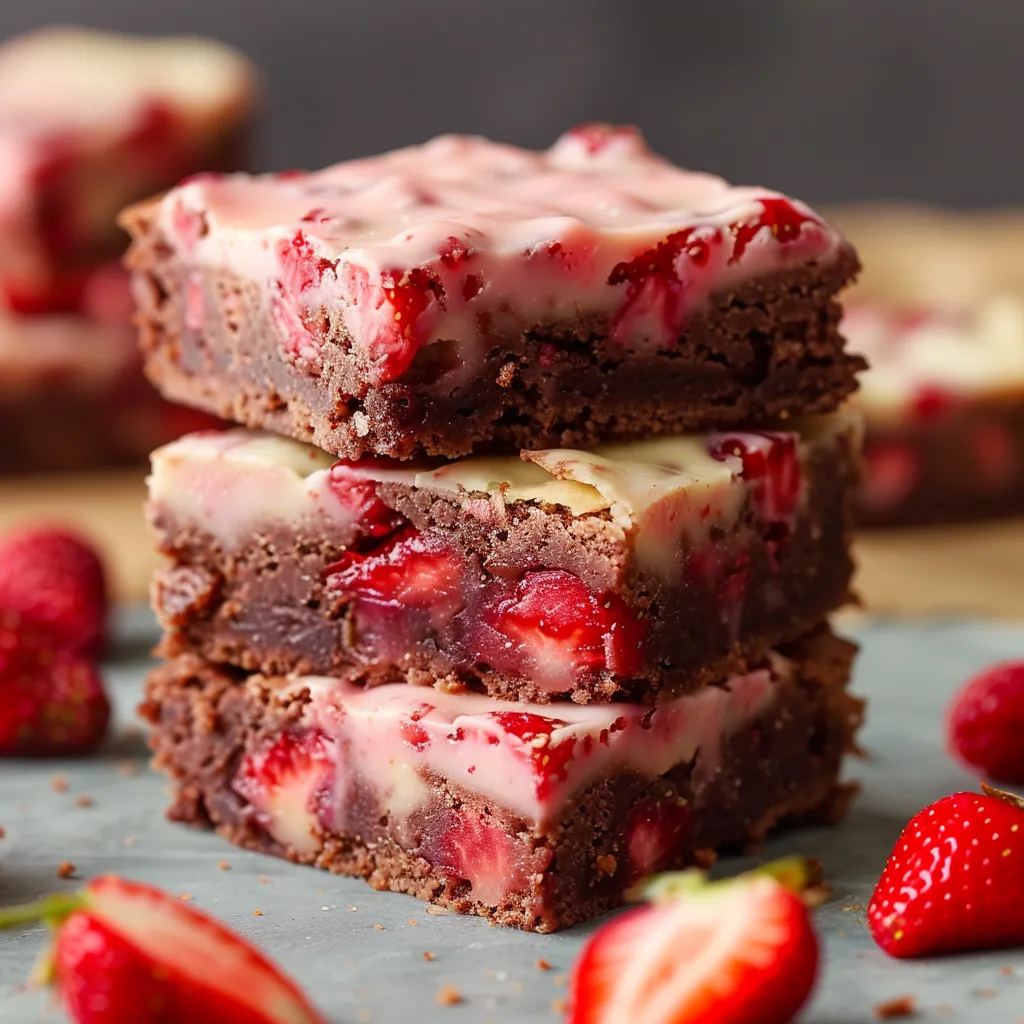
147 412 860 703
845 298 1024 526
141 627 862 932
123 124 862 460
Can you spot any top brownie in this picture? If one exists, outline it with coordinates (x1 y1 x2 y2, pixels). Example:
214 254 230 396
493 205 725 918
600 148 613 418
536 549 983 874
0 27 254 314
123 124 863 460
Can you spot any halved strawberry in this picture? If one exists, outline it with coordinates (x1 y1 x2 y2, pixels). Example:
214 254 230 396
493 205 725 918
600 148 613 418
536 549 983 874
233 730 332 856
569 860 819 1024
0 875 326 1024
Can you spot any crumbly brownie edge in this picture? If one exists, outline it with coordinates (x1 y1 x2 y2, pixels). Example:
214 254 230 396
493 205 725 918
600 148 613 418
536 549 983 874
140 628 863 932
858 395 1024 527
124 199 863 459
149 427 859 703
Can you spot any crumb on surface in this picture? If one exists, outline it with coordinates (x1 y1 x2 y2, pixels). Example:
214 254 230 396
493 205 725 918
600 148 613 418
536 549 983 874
999 966 1015 975
973 988 998 998
258 875 269 884
218 860 231 871
123 835 136 847
553 975 564 987
551 998 566 1014
56 861 76 879
50 775 69 793
436 984 462 1006
179 893 193 901
423 951 436 962
253 909 263 917
373 923 384 931
408 918 418 926
536 958 552 971
425 905 452 916
875 995 917 1019
116 761 140 778
75 795 94 808
842 903 865 912
0 825 6 839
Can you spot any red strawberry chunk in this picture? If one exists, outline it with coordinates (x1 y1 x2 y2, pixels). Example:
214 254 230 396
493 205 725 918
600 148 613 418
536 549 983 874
0 875 327 1024
910 384 957 422
487 711 578 802
868 788 1024 958
730 197 821 263
708 432 802 522
326 464 406 538
0 526 108 657
624 796 692 883
568 874 818 1024
859 441 919 513
0 609 110 757
947 662 1024 783
473 570 646 689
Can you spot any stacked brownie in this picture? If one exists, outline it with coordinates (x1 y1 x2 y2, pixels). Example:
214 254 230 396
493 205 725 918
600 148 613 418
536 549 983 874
0 27 255 473
128 124 866 931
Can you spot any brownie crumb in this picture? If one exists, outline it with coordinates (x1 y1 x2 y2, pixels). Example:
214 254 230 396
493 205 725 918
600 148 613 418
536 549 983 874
75 795 95 808
999 966 1015 976
551 999 566 1014
50 775 69 793
874 995 917 1019
179 893 193 901
258 875 269 884
218 860 231 871
422 952 436 962
408 918 418 926
373 923 384 931
117 761 140 778
253 909 263 917
594 854 617 878
536 958 552 972
553 976 565 987
436 984 462 1007
842 903 865 912
56 861 76 879
973 988 997 998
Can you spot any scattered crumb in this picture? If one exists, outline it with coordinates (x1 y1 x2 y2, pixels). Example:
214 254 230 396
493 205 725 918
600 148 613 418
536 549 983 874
75 795 94 808
217 860 231 872
594 854 617 877
258 875 269 884
123 836 136 848
408 918 418 926
1000 966 1015 976
974 988 998 998
56 861 76 879
179 893 193 902
0 826 6 839
50 775 69 793
842 904 865 912
116 761 139 778
423 952 436 962
536 958 552 972
425 905 452 916
551 998 566 1014
316 888 324 895
838 930 848 938
253 909 263 917
347 905 359 912
321 906 330 912
356 1011 372 1023
874 995 917 1019
373 923 384 931
435 984 462 1006
553 976 565 987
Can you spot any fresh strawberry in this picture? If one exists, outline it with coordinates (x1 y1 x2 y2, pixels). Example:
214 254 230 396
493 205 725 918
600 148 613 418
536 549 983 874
233 729 333 856
568 858 820 1024
0 609 110 756
0 526 108 657
868 785 1024 957
0 875 327 1024
947 662 1024 783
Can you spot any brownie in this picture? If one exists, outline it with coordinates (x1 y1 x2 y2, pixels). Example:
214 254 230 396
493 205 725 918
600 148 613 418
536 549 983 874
121 124 862 461
845 299 1024 527
0 27 254 314
148 413 859 703
141 627 862 933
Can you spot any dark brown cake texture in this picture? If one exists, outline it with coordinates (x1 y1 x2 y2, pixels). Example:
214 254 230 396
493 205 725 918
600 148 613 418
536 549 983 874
121 126 862 461
148 414 859 704
142 627 862 933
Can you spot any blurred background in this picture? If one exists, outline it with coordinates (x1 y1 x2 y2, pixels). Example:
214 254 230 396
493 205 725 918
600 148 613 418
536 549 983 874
0 0 1018 206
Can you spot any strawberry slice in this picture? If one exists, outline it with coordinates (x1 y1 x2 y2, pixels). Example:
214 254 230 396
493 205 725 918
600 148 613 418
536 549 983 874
568 859 819 1024
0 875 326 1024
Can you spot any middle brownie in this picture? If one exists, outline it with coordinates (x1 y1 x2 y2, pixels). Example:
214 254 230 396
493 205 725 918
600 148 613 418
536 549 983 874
148 412 859 704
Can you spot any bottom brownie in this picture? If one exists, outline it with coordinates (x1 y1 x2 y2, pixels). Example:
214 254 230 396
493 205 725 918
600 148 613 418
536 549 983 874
142 628 862 932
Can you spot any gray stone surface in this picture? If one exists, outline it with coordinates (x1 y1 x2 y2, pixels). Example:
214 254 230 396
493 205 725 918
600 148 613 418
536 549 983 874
3 608 1024 1022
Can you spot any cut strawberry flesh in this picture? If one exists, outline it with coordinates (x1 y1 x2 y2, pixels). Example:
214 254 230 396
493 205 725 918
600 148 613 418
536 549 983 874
326 464 406 538
56 876 326 1024
708 432 801 522
233 730 333 856
625 797 692 883
730 197 820 264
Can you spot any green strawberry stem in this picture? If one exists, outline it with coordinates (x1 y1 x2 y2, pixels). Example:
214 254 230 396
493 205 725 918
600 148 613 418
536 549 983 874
627 855 821 904
0 892 86 931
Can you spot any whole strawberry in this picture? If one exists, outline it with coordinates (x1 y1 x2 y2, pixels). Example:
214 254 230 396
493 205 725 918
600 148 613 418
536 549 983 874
947 661 1024 783
868 785 1024 957
0 875 327 1024
0 609 109 756
568 858 820 1024
0 526 108 657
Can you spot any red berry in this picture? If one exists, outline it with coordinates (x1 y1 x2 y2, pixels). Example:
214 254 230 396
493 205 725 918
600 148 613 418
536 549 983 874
486 711 579 802
624 796 692 883
0 875 327 1024
0 526 108 657
326 463 405 538
0 609 110 757
868 786 1024 958
708 432 801 522
947 662 1024 783
569 862 819 1024
910 384 957 423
